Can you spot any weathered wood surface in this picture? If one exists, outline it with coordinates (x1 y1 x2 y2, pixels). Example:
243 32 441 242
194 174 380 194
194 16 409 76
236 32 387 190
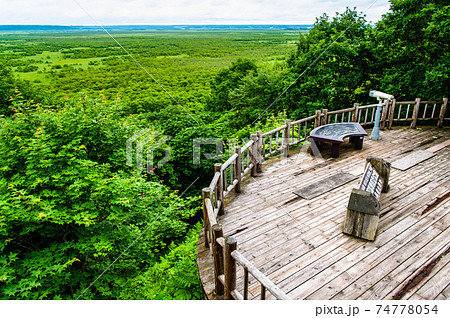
197 127 450 299
358 163 383 200
293 172 357 200
391 150 436 171
426 138 450 153
343 157 391 241
343 189 380 241
197 227 223 300
365 156 391 193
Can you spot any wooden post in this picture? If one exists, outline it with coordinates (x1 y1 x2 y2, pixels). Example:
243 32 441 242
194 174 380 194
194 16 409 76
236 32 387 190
212 224 224 296
314 109 321 128
411 97 421 128
438 97 448 127
224 236 237 300
352 103 359 122
321 109 328 125
261 285 266 300
234 146 242 193
256 131 263 172
283 120 291 158
243 270 249 299
214 163 224 215
380 99 389 130
250 134 257 177
388 99 396 129
202 188 211 248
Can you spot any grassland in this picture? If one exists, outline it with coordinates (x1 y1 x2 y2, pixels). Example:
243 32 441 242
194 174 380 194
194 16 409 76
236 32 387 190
1 30 302 91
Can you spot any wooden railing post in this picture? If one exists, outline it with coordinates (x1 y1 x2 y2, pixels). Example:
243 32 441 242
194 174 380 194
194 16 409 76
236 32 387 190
388 99 396 129
212 224 224 296
321 109 328 126
214 163 224 215
224 236 237 300
256 131 263 172
283 120 291 157
411 97 421 128
202 187 211 248
352 103 359 122
234 146 242 193
314 110 321 128
250 134 257 177
380 99 389 130
438 97 448 127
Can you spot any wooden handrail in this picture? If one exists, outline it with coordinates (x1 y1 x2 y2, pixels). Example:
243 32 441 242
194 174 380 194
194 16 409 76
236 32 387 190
291 114 316 125
395 100 416 105
209 171 221 190
231 250 290 300
221 153 238 171
261 125 286 138
327 106 357 114
420 100 444 104
356 103 378 109
241 139 254 152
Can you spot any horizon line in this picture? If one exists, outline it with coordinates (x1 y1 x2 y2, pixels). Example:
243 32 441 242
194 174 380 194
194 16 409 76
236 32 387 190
0 23 314 26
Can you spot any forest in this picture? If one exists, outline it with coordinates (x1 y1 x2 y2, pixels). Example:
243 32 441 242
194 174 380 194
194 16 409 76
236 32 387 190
0 0 448 299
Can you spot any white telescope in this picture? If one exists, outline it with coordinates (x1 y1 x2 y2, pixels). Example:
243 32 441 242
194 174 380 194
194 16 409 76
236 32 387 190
369 90 394 100
369 90 393 140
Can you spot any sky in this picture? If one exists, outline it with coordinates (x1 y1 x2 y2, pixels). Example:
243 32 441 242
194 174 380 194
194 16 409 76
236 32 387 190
0 0 391 25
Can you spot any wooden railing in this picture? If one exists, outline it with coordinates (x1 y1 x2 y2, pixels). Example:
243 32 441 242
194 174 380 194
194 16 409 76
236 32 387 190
387 98 449 129
201 96 448 300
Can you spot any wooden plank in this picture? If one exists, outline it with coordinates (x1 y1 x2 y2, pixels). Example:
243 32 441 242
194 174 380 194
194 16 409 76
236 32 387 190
391 150 436 171
293 172 357 200
416 262 450 300
332 227 443 300
308 202 450 300
426 139 450 153
359 224 450 300
403 242 450 299
198 126 450 300
438 283 450 300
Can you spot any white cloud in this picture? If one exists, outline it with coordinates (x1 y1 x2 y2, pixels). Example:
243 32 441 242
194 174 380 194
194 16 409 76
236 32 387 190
0 0 390 25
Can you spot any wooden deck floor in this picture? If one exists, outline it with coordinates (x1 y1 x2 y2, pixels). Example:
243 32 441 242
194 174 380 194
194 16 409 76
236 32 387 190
197 126 450 300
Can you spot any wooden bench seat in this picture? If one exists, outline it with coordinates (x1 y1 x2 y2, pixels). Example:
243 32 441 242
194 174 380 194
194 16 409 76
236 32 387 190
343 156 391 241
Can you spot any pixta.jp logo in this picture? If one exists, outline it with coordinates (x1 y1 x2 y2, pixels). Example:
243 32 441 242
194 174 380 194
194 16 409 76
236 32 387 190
126 129 171 173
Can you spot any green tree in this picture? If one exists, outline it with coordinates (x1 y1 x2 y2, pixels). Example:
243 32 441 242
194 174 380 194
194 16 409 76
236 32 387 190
0 94 200 299
373 0 450 99
209 58 258 111
0 61 16 117
287 8 375 114
118 224 204 300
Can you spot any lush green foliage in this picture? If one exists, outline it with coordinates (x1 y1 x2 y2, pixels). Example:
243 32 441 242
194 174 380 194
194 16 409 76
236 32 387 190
209 58 258 111
0 94 201 299
284 2 449 114
373 0 450 99
0 64 15 116
118 224 204 300
287 8 376 114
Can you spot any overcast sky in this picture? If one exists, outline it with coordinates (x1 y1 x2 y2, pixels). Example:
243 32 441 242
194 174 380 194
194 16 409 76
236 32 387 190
0 0 391 25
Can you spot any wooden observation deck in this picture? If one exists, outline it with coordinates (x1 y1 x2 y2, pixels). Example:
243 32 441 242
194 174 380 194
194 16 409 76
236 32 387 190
197 98 450 300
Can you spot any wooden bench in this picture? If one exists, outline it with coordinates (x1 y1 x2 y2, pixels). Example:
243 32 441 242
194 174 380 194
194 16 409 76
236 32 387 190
343 156 391 241
309 122 367 158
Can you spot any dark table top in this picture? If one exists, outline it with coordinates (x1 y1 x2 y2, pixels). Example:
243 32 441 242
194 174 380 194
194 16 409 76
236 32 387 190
309 122 367 143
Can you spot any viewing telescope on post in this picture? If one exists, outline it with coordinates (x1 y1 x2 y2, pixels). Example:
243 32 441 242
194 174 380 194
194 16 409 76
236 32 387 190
369 90 394 140
369 90 394 101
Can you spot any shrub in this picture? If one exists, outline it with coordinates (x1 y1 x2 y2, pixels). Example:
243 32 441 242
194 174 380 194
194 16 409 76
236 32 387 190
0 94 200 299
